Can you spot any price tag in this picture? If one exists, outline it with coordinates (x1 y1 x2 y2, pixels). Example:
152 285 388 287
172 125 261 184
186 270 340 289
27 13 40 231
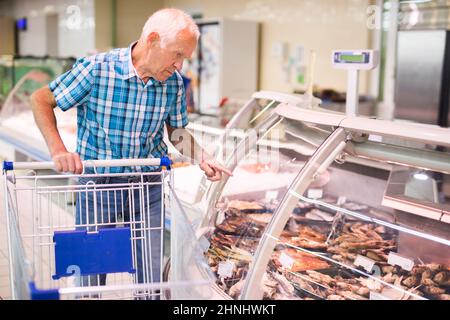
368 135 383 143
387 252 414 271
354 254 375 273
265 190 279 202
279 252 294 270
218 260 235 278
337 196 347 206
307 188 323 199
369 291 389 300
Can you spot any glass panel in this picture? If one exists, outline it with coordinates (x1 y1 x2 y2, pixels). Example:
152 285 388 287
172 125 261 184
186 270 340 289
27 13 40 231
0 56 75 119
260 133 450 300
185 97 283 170
385 167 450 213
0 70 51 120
230 98 281 130
204 120 336 299
0 69 78 154
185 97 285 209
216 97 282 163
168 183 217 300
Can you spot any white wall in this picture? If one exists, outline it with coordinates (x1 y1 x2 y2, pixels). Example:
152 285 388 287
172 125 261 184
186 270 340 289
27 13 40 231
116 0 164 47
166 0 375 94
13 0 95 58
94 0 112 52
8 0 377 93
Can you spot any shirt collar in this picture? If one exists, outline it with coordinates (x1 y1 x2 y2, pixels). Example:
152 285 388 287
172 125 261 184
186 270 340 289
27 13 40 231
121 41 172 85
120 41 138 80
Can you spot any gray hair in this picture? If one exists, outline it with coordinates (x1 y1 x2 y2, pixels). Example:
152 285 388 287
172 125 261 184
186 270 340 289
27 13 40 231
141 8 200 47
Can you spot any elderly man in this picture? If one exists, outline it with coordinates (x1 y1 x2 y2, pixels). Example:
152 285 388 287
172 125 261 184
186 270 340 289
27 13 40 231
30 8 231 295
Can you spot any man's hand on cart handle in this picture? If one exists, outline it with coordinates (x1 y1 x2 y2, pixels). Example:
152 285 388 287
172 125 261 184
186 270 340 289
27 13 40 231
52 151 83 174
199 159 233 182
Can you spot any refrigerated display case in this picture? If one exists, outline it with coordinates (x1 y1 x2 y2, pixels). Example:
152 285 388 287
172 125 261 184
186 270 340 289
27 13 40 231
171 98 450 300
0 56 76 110
177 91 321 222
0 69 77 161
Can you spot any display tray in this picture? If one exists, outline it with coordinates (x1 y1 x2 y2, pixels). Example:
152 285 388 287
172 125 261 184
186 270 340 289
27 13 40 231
284 261 450 300
205 197 450 300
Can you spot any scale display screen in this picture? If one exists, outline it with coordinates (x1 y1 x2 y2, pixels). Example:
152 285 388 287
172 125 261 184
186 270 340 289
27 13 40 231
334 52 370 64
340 54 364 62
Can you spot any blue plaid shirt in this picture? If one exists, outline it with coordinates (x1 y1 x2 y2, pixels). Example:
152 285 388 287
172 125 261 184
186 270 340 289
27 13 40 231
49 43 188 173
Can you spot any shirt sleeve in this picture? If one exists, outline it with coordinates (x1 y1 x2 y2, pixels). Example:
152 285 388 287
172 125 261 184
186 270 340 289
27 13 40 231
166 74 189 128
48 58 94 111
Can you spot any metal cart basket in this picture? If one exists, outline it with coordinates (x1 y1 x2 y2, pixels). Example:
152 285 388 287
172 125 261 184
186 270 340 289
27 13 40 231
3 158 214 300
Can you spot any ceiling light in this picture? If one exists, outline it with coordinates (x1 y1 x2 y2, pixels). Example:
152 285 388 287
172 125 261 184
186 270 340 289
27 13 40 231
413 172 429 181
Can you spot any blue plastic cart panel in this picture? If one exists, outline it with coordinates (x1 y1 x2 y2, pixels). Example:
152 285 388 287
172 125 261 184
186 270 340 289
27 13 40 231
29 282 59 300
53 227 135 279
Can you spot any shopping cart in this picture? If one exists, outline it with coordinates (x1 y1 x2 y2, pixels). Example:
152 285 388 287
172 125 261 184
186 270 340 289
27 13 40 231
3 157 215 300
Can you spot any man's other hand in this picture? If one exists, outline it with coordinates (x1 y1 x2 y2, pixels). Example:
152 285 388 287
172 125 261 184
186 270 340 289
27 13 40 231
52 152 83 174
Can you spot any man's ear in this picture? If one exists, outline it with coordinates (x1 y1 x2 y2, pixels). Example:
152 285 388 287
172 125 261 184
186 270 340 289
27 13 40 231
146 32 160 47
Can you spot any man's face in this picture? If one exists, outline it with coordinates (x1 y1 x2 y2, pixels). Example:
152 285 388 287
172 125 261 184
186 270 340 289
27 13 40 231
147 29 197 82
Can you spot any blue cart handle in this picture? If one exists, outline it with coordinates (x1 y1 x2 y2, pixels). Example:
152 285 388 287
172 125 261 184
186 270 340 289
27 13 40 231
3 157 171 172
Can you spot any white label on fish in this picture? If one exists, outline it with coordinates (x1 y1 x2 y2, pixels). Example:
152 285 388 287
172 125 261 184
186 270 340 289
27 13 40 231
387 252 414 271
337 196 347 206
218 260 235 278
265 190 279 202
279 252 294 270
354 254 375 273
368 134 383 143
307 188 323 199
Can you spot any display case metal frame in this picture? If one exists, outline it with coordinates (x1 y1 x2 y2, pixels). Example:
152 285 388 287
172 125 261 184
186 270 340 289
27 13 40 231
244 104 450 299
196 99 450 300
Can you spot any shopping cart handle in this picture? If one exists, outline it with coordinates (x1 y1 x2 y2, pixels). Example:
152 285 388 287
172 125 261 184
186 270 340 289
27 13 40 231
2 157 172 171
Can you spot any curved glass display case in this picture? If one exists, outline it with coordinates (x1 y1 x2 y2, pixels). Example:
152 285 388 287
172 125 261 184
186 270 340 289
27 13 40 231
179 99 450 300
0 70 77 161
178 91 320 222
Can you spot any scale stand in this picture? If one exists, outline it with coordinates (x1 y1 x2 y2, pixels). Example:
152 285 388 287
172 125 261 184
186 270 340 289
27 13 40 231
332 50 379 116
